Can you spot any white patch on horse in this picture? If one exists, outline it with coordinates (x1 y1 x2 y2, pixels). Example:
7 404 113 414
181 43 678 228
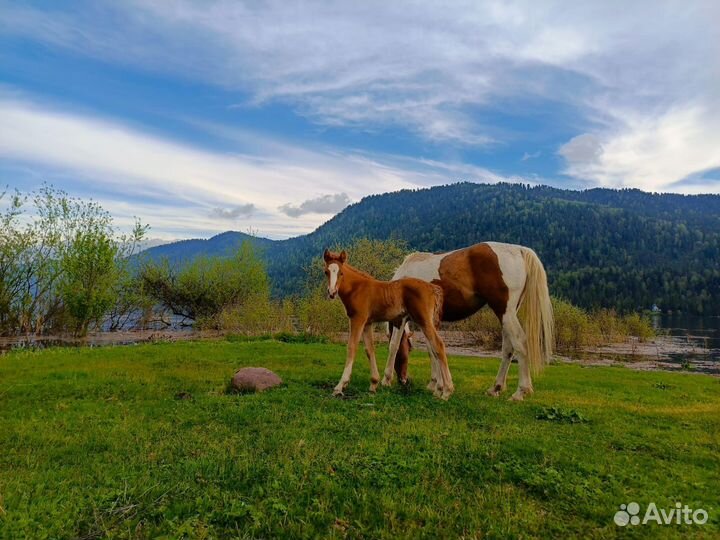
328 263 340 295
486 242 526 294
392 252 445 281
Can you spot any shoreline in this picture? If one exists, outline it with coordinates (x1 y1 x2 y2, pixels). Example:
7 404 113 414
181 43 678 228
2 329 718 376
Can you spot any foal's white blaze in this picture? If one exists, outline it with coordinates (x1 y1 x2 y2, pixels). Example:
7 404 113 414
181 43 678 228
327 263 340 297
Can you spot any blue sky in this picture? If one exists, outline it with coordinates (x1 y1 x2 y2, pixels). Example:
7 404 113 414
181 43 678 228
1 1 719 240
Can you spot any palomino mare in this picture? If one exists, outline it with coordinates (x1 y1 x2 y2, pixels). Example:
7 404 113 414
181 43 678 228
382 242 554 401
323 249 454 399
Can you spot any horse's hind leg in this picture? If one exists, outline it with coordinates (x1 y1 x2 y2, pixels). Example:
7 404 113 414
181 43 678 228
502 310 533 401
363 324 381 393
382 317 408 386
487 328 513 397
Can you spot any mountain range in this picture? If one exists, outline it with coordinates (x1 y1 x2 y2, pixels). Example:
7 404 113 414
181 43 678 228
141 183 720 314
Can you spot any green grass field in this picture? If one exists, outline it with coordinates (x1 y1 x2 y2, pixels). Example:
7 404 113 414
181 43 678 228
1 339 718 539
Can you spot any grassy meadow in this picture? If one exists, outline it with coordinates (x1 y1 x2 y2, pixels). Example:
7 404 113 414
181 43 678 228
1 339 718 539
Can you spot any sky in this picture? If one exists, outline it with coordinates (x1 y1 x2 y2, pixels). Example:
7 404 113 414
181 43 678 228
1 1 719 240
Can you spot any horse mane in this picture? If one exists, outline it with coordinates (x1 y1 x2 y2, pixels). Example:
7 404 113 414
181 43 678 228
343 262 376 281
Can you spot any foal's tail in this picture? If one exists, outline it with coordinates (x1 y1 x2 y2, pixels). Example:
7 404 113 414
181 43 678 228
521 248 554 375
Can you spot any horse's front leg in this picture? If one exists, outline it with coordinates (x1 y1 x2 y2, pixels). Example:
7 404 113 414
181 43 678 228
334 317 365 396
382 317 408 386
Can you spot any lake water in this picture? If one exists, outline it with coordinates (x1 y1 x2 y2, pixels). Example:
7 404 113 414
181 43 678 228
645 314 720 372
653 313 720 352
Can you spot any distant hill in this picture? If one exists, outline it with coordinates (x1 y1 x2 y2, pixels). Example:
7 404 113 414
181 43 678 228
141 183 720 314
139 231 273 263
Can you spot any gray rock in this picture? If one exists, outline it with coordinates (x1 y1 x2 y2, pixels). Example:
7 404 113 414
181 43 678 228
231 367 282 393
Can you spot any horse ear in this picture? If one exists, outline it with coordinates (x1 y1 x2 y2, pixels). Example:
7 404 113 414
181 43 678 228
323 249 331 262
339 250 347 263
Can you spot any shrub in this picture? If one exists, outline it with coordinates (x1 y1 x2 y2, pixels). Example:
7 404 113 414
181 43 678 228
552 297 602 351
622 312 655 342
297 288 348 337
141 241 268 324
210 295 295 335
594 308 629 343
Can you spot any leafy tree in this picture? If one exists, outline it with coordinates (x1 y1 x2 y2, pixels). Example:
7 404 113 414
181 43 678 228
58 220 147 336
0 184 147 335
141 241 269 324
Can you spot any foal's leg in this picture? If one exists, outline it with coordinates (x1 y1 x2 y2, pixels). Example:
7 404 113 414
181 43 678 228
426 346 442 394
363 324 381 393
381 317 408 386
487 328 513 397
502 311 533 401
334 317 365 396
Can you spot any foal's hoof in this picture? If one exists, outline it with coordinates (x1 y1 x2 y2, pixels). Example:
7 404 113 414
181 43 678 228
332 387 344 397
441 386 454 401
369 383 378 393
427 379 438 392
380 376 392 387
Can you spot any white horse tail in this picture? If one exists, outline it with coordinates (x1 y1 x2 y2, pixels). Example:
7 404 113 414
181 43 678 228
521 248 554 375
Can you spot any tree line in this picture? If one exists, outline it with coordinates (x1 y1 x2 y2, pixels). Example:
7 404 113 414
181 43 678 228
259 183 720 314
0 183 703 339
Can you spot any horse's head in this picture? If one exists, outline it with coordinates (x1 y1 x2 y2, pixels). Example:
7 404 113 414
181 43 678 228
323 249 347 299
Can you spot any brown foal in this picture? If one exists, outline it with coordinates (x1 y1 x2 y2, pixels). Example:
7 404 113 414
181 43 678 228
323 249 454 399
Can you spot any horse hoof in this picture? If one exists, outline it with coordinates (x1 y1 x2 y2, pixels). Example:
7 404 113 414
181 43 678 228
433 387 444 399
381 377 392 387
441 390 453 401
510 386 533 401
332 387 344 397
509 388 532 401
369 383 377 393
427 380 437 392
486 384 505 397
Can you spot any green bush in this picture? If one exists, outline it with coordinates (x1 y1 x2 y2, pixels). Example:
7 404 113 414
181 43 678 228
141 241 268 324
622 312 655 342
552 297 602 351
297 288 348 337
210 295 295 335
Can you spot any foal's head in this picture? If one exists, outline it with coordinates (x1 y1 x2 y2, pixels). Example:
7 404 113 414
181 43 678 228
323 249 347 299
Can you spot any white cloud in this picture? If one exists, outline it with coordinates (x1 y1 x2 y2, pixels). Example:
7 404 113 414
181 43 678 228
2 1 719 191
279 193 351 217
0 96 521 238
210 204 256 220
559 105 720 191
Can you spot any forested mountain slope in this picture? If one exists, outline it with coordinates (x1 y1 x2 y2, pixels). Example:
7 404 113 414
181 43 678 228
142 183 720 314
